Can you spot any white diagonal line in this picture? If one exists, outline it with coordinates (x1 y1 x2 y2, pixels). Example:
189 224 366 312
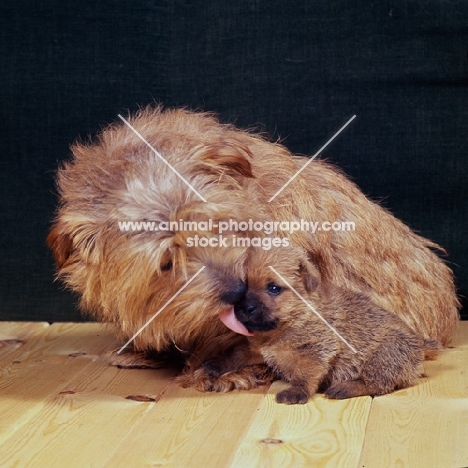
268 115 356 202
117 266 206 354
268 266 358 353
118 114 207 202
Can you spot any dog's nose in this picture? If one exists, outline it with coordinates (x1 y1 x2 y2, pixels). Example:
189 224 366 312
220 280 247 304
245 304 256 315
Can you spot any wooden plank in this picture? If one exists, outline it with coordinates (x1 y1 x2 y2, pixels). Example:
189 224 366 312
0 361 177 468
0 323 121 447
104 384 268 468
0 322 466 467
1 322 119 365
0 322 50 362
0 321 49 340
230 381 372 468
359 321 468 468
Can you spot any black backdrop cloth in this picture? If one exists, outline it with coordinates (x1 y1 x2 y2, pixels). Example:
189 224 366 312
1 1 467 321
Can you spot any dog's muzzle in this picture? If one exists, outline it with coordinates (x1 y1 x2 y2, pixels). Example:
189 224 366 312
234 297 278 333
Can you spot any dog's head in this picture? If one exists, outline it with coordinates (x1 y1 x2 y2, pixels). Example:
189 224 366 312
47 202 257 350
47 107 281 351
219 246 321 335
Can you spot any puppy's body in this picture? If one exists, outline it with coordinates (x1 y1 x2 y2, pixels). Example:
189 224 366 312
47 107 458 391
216 247 437 404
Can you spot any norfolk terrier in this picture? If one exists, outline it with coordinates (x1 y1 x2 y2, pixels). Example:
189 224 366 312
213 246 438 404
47 106 458 391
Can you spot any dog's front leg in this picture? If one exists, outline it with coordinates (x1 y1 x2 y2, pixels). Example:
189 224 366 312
203 342 264 378
269 351 328 405
196 344 274 392
176 341 276 392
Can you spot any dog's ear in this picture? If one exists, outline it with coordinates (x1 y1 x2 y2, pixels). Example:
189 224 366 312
193 141 254 179
47 221 104 268
299 259 321 293
47 225 74 269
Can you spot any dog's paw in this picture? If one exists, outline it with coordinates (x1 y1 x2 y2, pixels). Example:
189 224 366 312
276 386 310 405
176 374 221 392
177 364 276 392
176 367 237 392
104 346 184 370
104 348 161 369
203 357 230 378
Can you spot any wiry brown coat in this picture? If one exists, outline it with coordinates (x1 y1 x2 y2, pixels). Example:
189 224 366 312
207 246 438 404
47 107 458 391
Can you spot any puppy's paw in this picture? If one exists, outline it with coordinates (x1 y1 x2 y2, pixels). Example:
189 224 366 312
276 386 310 405
325 380 369 399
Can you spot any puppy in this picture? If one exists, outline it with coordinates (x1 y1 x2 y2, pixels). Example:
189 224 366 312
47 106 458 391
215 246 438 404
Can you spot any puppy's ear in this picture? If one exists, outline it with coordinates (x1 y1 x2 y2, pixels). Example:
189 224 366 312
193 141 254 179
299 260 321 293
47 226 74 269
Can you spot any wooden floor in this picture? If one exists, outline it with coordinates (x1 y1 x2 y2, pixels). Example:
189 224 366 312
0 321 467 468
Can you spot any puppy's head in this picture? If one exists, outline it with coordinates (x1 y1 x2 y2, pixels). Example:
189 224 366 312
220 246 321 335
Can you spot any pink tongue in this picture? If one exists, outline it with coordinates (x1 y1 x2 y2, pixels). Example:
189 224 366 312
219 307 254 336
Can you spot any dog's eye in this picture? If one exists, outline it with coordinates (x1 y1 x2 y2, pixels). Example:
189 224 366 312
267 283 282 295
161 261 172 272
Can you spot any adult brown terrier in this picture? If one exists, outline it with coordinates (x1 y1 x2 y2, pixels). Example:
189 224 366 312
47 106 458 391
214 246 439 404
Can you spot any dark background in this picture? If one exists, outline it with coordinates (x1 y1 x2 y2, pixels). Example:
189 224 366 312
1 0 467 322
